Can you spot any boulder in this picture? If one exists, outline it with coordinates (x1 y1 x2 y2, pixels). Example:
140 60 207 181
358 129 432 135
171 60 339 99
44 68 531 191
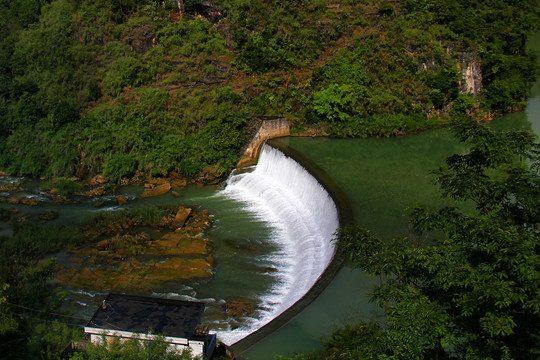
225 297 258 318
21 197 39 206
89 175 108 186
172 206 191 228
0 182 22 192
141 183 171 198
171 178 187 188
117 195 128 205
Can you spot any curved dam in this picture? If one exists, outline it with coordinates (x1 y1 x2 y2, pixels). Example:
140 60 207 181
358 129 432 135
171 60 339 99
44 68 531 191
219 140 353 356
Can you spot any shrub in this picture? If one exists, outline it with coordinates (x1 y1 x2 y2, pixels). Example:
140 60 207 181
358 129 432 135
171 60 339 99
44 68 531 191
103 153 138 183
102 57 148 97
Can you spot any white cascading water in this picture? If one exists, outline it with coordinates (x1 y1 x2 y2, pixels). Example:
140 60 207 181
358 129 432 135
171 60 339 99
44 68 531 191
218 144 339 345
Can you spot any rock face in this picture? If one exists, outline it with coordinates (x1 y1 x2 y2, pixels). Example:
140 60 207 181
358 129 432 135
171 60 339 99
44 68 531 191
128 25 156 54
141 183 171 198
201 0 224 22
458 52 482 95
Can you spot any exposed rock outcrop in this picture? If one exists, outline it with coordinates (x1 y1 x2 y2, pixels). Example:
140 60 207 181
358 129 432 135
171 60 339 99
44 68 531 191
54 205 214 292
200 0 224 22
172 206 192 228
458 52 482 95
128 25 157 54
141 183 171 198
89 175 109 186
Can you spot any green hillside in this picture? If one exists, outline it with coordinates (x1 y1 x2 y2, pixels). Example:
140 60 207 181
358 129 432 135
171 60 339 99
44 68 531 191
0 0 538 181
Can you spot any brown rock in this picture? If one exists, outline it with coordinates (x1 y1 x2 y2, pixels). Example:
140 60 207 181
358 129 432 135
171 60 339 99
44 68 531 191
225 297 258 318
96 239 111 250
172 206 191 228
7 197 20 204
141 183 171 198
169 172 187 188
152 232 209 256
89 175 108 186
80 186 107 197
94 200 104 207
171 178 187 188
117 195 128 205
21 197 39 207
172 191 181 198
169 171 183 179
50 195 74 204
0 182 22 192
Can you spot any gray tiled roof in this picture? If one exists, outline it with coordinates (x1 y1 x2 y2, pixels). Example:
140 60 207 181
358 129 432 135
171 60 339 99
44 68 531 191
87 294 205 340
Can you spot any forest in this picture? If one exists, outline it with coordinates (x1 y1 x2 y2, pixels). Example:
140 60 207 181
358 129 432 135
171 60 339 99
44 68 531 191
0 0 538 182
0 0 539 359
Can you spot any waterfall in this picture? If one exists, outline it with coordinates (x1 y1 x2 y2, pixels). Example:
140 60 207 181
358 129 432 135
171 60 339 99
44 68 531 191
218 144 339 345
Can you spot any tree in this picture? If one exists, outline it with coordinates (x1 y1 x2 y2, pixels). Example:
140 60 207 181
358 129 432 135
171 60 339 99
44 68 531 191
312 84 355 123
329 118 540 359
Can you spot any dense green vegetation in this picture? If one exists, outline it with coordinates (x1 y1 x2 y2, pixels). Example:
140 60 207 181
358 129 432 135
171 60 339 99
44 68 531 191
0 0 539 180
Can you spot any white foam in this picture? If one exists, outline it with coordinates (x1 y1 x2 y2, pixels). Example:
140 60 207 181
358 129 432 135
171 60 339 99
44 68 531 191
217 144 339 345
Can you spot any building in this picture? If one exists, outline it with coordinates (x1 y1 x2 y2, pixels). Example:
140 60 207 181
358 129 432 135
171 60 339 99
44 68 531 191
84 294 216 359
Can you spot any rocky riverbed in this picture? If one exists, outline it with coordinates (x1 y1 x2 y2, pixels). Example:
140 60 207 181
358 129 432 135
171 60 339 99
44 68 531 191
54 204 214 292
0 174 216 292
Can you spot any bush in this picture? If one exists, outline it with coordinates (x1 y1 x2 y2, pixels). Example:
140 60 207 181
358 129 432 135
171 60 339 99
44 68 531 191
312 84 355 122
102 57 148 97
103 153 138 183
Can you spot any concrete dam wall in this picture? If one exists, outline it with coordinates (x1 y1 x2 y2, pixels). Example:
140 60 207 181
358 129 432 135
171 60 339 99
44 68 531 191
237 117 290 168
